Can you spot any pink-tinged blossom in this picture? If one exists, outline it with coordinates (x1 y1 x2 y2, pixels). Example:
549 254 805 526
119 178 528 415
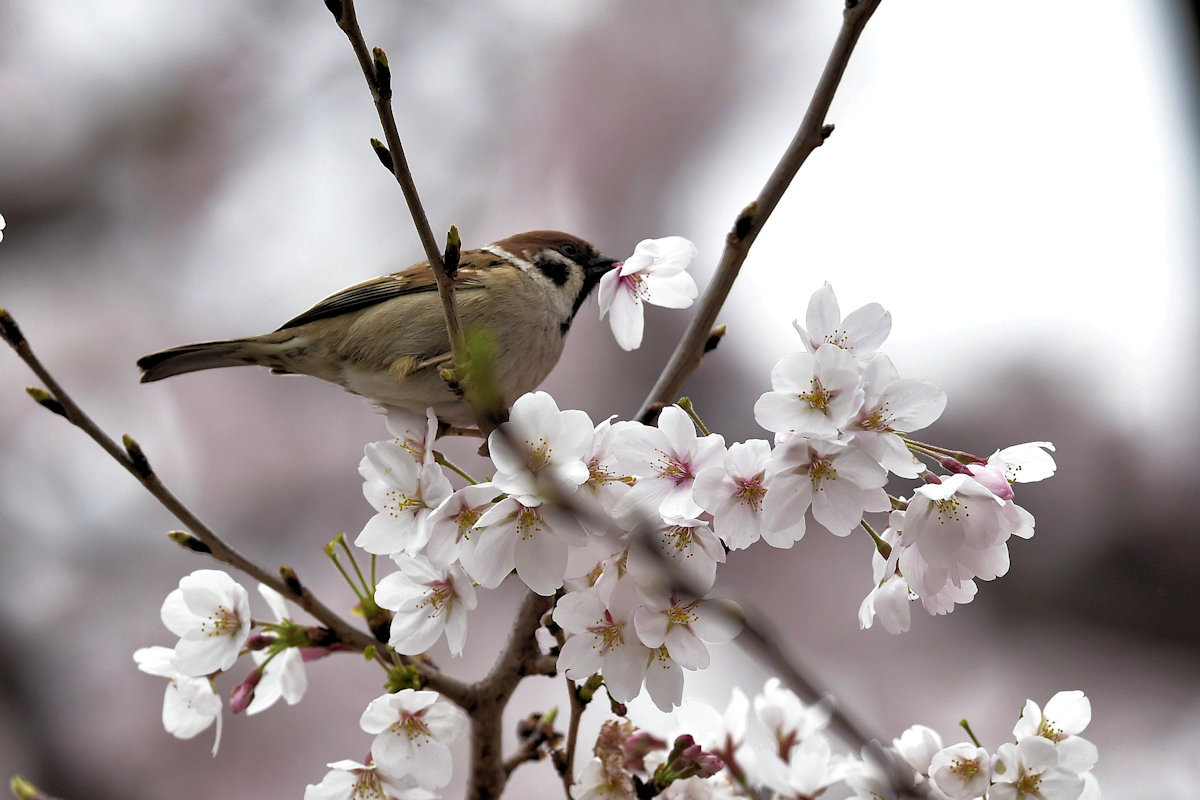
570 756 636 800
929 743 992 800
794 282 892 362
133 646 223 755
304 759 437 800
967 441 1058 501
555 582 651 705
1013 691 1097 775
462 496 588 595
897 475 1034 600
612 406 726 521
424 482 496 568
360 689 464 789
580 417 636 521
244 585 307 715
355 440 453 557
489 391 594 505
991 738 1084 800
160 569 252 676
633 591 741 671
848 355 946 478
598 237 699 351
693 439 803 551
755 345 865 437
375 555 476 656
763 435 890 539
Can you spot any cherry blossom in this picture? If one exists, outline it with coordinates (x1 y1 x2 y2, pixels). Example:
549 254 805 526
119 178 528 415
757 734 845 800
612 405 725 521
355 440 452 556
462 495 588 595
244 584 307 715
763 435 890 539
424 482 496 568
633 591 741 671
892 724 944 776
929 742 991 799
555 581 652 705
1013 691 1097 775
375 555 476 656
160 569 252 676
304 759 436 800
598 236 698 350
626 516 726 595
794 282 892 362
133 646 223 755
847 355 946 478
754 344 865 437
360 689 464 789
489 391 594 505
990 738 1084 800
693 439 803 550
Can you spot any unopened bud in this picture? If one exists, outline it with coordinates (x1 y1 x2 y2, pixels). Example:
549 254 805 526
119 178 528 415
0 307 25 346
370 138 394 172
25 387 66 418
122 434 153 478
168 530 212 554
229 669 263 714
279 565 303 596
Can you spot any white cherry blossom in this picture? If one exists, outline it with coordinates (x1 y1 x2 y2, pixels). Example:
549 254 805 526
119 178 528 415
375 555 476 656
633 591 741 671
245 584 307 715
764 435 890 539
991 738 1084 800
424 482 496 568
794 282 891 362
133 646 223 755
1013 691 1097 774
555 581 651 705
360 689 464 789
463 496 588 595
598 236 698 350
847 355 946 478
160 569 252 676
304 759 436 800
929 742 991 799
355 440 453 557
755 344 865 437
626 516 726 595
488 391 593 505
693 439 803 550
612 405 725 522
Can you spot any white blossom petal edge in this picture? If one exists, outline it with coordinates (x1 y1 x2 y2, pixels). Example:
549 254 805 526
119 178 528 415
597 236 698 350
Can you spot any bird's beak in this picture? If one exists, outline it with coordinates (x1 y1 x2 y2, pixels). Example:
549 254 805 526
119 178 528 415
587 254 619 276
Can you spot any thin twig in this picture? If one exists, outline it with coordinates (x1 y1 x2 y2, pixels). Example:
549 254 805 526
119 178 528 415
636 0 884 421
329 1 499 436
0 311 470 703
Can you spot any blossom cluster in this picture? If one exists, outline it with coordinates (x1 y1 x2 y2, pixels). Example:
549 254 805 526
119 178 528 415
580 683 1099 800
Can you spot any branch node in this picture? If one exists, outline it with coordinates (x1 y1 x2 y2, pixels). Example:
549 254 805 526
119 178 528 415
0 307 25 347
703 325 727 354
369 137 394 172
444 225 461 280
732 202 757 242
371 46 392 101
168 530 212 555
820 123 836 140
25 387 66 418
279 565 304 596
323 0 345 22
122 434 153 478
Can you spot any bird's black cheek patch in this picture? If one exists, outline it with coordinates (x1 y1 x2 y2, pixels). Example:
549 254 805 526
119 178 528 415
536 258 570 286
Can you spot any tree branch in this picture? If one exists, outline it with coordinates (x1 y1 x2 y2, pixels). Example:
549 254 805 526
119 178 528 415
636 0 883 421
0 309 471 701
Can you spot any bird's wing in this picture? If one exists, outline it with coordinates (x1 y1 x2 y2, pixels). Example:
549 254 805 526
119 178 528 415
274 254 498 331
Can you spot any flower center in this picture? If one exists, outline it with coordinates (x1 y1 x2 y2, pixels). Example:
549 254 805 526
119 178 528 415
201 605 242 638
525 437 552 473
587 610 625 655
516 506 544 539
384 488 422 515
653 450 693 485
950 756 980 781
734 476 767 510
798 378 832 412
933 496 963 522
808 457 837 488
1038 719 1066 743
390 712 431 743
1014 768 1043 795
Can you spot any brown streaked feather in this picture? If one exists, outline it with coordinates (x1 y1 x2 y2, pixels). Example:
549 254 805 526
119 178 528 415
274 255 497 331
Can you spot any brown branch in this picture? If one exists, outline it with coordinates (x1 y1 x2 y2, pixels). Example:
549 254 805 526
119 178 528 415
635 0 884 421
461 589 558 800
0 309 469 703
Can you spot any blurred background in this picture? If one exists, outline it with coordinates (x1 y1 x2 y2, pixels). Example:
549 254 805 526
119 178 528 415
1 1 1197 798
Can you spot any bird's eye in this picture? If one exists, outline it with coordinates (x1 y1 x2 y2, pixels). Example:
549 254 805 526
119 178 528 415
560 242 580 258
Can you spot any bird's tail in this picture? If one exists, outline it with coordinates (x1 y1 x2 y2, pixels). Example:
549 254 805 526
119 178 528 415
137 338 273 382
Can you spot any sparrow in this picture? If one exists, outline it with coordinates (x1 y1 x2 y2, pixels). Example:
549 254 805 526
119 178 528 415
137 230 617 423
